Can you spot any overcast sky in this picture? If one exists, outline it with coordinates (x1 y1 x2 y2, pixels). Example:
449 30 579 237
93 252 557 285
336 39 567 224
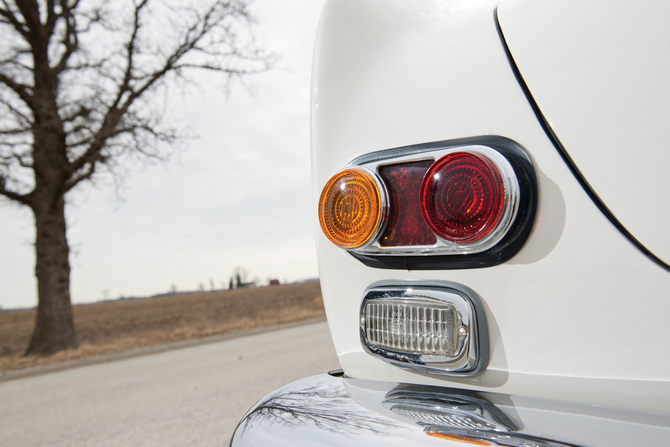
0 0 326 309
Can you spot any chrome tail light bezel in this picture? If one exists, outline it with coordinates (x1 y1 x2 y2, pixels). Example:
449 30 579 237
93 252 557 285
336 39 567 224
343 136 537 270
348 145 520 256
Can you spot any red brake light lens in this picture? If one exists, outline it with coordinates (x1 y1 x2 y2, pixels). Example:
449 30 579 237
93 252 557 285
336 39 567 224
420 152 504 244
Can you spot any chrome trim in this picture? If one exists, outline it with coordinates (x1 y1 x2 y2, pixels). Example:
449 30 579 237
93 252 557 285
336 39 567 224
359 280 489 377
382 384 517 432
345 144 520 256
231 373 670 447
351 166 390 250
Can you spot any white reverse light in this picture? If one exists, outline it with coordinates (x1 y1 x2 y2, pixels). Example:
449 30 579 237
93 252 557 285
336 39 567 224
360 282 488 376
364 298 464 358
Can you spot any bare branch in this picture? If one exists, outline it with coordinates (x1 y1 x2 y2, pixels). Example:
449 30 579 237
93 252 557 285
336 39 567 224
0 72 33 107
51 0 96 76
0 127 30 136
51 5 77 74
64 0 148 180
0 102 32 129
3 0 276 200
0 0 30 38
66 0 275 185
12 0 40 36
44 0 58 33
0 174 31 205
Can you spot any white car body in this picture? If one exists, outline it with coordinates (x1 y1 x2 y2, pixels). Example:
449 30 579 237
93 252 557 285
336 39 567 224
232 0 670 445
312 0 670 412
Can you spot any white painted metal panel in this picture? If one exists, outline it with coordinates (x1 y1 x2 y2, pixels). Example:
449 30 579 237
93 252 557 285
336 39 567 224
498 0 670 265
311 0 670 415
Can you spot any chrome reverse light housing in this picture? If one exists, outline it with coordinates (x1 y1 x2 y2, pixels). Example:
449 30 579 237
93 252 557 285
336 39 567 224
318 136 537 270
360 281 489 377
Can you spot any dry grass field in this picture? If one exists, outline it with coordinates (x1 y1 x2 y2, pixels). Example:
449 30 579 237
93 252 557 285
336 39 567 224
0 281 325 373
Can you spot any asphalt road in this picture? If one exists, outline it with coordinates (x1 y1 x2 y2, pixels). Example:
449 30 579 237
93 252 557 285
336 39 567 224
0 320 340 447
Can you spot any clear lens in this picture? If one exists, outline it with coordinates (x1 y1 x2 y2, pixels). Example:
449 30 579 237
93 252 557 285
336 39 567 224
364 299 462 357
360 283 486 376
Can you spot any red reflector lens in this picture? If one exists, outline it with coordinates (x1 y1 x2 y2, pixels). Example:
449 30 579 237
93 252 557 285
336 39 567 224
379 160 436 247
420 152 504 244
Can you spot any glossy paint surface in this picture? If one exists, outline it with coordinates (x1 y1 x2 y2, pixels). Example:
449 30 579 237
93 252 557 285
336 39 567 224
498 0 670 265
311 0 670 415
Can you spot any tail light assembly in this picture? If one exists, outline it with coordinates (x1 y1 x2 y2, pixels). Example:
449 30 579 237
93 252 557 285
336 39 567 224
318 136 537 269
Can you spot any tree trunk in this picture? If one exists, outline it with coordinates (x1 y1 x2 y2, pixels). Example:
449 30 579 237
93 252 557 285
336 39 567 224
23 22 79 355
26 195 78 355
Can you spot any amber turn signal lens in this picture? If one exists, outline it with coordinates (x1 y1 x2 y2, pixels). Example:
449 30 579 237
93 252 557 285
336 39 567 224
318 169 383 249
426 432 491 446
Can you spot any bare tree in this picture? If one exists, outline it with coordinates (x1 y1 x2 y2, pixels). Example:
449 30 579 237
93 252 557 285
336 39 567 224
239 382 403 437
233 265 248 288
0 0 275 355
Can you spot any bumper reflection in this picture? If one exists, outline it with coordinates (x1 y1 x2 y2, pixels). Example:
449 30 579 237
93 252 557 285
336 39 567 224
231 371 666 446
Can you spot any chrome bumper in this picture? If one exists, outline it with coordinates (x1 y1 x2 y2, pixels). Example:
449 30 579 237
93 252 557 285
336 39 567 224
230 371 670 446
